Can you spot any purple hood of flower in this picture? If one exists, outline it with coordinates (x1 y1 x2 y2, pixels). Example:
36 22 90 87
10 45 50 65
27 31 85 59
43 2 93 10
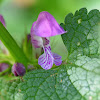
31 11 66 37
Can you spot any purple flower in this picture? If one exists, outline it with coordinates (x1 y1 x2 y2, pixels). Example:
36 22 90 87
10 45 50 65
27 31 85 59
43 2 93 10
31 11 66 70
0 14 6 27
0 63 9 72
12 63 26 76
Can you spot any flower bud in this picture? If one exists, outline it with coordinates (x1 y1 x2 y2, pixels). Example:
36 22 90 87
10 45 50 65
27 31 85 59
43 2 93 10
0 63 9 72
12 63 26 76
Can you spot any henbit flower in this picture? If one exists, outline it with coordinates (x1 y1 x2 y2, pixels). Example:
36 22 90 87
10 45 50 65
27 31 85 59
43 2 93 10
0 14 6 27
31 11 66 70
12 63 26 76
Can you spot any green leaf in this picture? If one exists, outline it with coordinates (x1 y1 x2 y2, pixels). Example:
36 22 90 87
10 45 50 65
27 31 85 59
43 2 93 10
0 78 22 100
61 8 100 99
0 22 29 66
1 68 84 100
61 8 100 61
19 67 85 100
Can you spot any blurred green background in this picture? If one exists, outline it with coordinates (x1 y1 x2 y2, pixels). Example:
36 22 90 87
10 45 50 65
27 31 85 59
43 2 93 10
0 0 100 60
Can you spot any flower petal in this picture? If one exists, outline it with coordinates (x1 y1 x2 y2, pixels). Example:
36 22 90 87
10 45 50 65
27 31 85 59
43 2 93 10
33 11 66 37
43 37 50 47
52 53 62 66
0 14 6 27
38 46 54 70
31 22 43 48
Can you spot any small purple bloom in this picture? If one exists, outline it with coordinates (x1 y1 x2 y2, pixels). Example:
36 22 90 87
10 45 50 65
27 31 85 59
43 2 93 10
0 14 6 27
31 11 66 70
12 63 26 76
0 63 9 72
